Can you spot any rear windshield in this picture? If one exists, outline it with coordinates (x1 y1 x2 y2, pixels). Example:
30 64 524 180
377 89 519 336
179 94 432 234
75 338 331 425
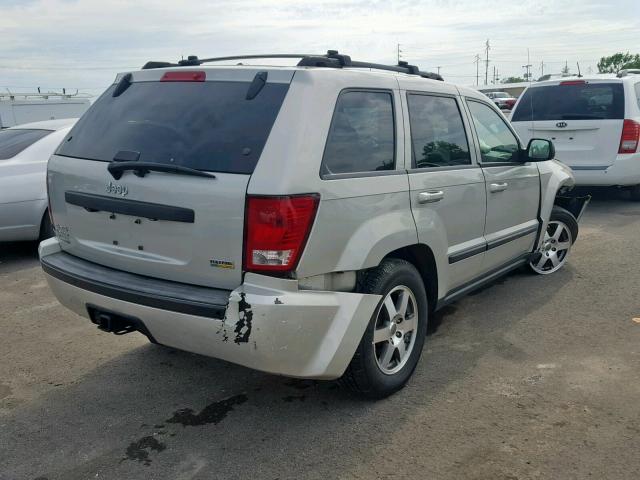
56 80 290 174
512 82 624 121
0 129 52 160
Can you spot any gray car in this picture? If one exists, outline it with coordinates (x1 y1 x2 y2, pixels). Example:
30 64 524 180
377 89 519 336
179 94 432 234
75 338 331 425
39 52 587 398
0 119 76 242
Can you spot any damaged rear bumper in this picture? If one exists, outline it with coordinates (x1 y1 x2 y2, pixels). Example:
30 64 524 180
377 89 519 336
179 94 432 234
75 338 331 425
39 238 380 379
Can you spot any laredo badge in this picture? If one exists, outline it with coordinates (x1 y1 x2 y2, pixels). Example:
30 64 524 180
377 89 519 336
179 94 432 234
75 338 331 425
210 259 235 269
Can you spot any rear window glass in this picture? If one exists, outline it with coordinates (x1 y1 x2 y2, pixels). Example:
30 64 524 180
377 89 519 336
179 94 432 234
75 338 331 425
56 80 289 174
321 90 395 176
0 129 52 160
512 82 624 121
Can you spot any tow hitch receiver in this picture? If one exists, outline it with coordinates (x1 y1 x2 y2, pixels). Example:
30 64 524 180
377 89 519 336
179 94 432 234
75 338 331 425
88 306 136 334
86 305 156 342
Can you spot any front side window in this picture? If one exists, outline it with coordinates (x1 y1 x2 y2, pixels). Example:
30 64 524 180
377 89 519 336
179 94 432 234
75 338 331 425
321 90 395 176
467 101 520 163
0 129 52 160
407 94 471 168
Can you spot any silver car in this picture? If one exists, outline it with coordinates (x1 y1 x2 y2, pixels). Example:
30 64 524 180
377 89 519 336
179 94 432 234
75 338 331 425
39 52 587 398
0 119 76 242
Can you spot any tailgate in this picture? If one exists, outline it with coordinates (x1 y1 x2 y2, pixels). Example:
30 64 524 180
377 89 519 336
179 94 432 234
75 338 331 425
48 67 293 290
531 119 623 168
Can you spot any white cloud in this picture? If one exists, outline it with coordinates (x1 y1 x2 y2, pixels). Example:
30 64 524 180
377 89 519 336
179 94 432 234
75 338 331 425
0 0 637 94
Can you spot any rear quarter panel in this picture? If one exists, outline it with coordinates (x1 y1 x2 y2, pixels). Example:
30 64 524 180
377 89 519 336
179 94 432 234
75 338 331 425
248 70 422 279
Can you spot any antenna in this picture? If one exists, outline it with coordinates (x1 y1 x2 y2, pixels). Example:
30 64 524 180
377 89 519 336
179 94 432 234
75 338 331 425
474 54 480 86
576 62 582 78
540 60 545 78
397 43 402 64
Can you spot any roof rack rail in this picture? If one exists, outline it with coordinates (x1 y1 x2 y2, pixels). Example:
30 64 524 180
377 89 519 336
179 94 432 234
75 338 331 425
141 50 444 81
617 69 640 78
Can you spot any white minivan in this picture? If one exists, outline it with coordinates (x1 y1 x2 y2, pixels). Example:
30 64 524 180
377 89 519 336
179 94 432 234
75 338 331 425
511 74 640 199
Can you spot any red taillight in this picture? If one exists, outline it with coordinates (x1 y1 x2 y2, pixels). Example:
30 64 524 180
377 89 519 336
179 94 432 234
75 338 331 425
160 71 206 82
244 195 320 273
619 119 640 154
560 80 586 86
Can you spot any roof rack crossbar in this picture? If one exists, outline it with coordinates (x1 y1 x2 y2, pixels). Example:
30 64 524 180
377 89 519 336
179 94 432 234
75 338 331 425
141 50 444 80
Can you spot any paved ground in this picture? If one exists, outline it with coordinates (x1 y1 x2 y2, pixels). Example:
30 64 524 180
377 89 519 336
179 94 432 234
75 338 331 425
1 189 639 480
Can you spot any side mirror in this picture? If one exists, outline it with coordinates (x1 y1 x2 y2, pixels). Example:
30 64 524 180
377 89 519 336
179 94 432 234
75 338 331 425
525 138 555 161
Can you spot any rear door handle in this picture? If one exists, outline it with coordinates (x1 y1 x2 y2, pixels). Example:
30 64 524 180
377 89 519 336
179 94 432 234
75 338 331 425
418 191 444 204
489 182 508 193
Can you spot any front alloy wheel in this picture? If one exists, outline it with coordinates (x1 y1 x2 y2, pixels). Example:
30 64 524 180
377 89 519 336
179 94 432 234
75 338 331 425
530 219 573 274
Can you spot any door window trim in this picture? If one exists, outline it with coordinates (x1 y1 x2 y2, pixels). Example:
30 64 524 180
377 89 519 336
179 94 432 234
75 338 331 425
463 97 525 167
404 91 478 172
320 87 398 180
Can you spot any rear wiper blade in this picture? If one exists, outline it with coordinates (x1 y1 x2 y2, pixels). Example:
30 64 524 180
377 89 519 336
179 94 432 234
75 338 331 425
108 161 216 180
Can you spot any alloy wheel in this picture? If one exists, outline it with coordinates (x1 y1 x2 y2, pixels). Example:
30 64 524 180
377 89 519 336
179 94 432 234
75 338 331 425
372 285 418 375
530 220 573 274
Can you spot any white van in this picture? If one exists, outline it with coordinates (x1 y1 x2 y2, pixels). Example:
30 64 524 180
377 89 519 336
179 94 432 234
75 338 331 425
511 74 640 199
0 93 89 128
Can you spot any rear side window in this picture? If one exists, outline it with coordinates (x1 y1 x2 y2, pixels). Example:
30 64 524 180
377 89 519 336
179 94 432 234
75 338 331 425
512 82 624 121
0 129 52 160
407 94 471 168
321 90 395 176
56 80 290 174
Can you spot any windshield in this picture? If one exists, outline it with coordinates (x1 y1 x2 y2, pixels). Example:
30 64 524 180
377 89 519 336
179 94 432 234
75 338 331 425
0 129 52 160
493 93 510 98
512 82 624 121
56 80 290 174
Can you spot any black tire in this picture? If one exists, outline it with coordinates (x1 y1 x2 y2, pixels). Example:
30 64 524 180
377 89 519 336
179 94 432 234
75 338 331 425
340 258 428 399
39 210 55 241
629 185 640 202
552 205 578 240
529 206 578 275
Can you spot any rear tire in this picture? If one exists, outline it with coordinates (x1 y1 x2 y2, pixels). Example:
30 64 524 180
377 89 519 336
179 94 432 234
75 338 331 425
39 210 55 241
629 185 640 201
529 206 578 275
340 259 428 399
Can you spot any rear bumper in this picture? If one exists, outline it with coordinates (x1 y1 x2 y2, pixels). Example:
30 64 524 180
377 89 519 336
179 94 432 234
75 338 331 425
39 238 380 379
569 154 640 186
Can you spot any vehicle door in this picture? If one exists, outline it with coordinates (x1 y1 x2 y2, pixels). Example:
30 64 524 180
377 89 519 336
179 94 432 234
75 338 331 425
464 98 540 272
402 87 487 293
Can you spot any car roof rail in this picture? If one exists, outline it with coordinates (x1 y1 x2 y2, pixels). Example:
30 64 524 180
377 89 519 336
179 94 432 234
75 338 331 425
617 69 640 78
141 50 444 80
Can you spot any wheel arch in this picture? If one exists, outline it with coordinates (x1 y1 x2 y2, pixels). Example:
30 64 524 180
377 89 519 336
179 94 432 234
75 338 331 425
382 243 438 311
536 160 576 250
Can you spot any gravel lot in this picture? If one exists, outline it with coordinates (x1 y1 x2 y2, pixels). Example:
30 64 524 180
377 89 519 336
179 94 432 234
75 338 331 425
1 190 639 480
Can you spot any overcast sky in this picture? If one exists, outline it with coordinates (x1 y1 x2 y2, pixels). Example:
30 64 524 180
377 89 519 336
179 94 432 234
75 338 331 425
1 0 638 97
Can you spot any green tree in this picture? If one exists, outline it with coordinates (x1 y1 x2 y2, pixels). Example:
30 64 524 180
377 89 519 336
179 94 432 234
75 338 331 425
501 76 525 84
597 52 640 74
